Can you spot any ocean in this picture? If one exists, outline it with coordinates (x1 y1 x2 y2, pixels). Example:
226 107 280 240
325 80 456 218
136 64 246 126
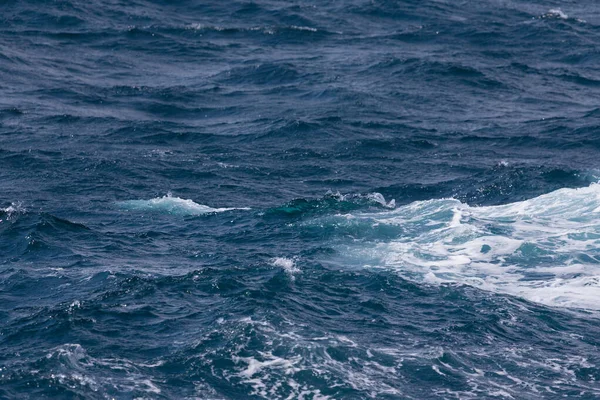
2 0 600 398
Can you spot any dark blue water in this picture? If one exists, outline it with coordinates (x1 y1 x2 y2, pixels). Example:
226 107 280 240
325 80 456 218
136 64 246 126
2 1 600 398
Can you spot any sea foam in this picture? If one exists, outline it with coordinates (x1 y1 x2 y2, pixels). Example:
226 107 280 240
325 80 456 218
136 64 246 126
118 194 248 216
327 183 600 310
0 202 26 221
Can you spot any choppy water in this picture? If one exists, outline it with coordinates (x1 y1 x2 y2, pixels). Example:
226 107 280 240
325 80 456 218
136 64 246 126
2 1 600 399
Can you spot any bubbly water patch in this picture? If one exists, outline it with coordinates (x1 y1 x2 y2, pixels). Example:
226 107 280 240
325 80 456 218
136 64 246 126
545 9 569 19
272 257 301 277
186 315 600 399
289 25 318 32
118 194 248 216
1 202 26 221
43 344 162 395
329 184 600 310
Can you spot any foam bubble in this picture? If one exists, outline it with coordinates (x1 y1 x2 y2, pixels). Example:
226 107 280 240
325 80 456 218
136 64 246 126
117 194 249 216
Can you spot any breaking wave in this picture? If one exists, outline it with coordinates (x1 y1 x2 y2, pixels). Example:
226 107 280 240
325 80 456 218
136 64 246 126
318 183 600 310
117 194 249 216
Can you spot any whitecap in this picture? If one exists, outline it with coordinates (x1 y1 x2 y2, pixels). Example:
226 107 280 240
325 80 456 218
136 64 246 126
271 257 301 277
546 9 569 19
117 194 248 216
45 343 162 395
290 25 318 32
0 202 26 222
327 183 600 310
540 9 584 23
326 191 395 208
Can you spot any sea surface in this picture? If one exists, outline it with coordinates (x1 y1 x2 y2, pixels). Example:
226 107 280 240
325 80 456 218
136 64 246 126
2 1 600 399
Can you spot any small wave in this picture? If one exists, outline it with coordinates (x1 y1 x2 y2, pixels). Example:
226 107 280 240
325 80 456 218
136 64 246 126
117 194 248 216
545 9 569 19
289 25 317 32
217 62 301 86
326 191 396 208
220 316 398 399
1 202 26 221
271 257 301 278
540 9 585 23
43 344 162 395
263 192 395 220
187 23 231 32
0 107 24 117
187 23 323 35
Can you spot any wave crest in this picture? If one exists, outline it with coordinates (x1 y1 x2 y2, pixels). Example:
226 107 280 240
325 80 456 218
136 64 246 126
319 183 600 310
117 195 248 216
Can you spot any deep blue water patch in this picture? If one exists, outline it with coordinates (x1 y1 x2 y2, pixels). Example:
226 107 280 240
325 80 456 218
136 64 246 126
2 1 600 398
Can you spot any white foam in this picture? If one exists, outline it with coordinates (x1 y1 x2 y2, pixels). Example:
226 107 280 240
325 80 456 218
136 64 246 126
1 202 25 221
234 352 302 378
326 191 396 208
366 192 395 208
117 194 248 216
223 317 399 399
541 9 585 22
45 343 162 395
188 23 227 31
290 25 318 32
546 9 568 19
335 183 600 310
272 257 301 277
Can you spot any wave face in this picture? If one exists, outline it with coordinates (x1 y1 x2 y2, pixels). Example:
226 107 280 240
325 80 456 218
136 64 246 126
3 0 600 399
